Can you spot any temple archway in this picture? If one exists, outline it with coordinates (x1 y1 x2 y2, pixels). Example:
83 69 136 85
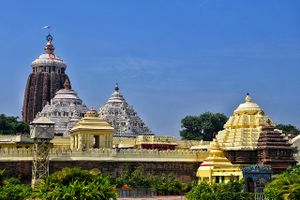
246 177 255 192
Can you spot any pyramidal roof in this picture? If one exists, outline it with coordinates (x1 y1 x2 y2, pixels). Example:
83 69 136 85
216 94 275 150
199 140 236 167
99 84 152 137
197 140 242 181
36 80 88 136
70 109 114 132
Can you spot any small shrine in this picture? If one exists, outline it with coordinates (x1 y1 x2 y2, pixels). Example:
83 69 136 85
69 109 114 150
197 140 242 184
242 165 272 193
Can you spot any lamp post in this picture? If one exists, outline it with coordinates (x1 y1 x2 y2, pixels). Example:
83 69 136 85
30 116 55 189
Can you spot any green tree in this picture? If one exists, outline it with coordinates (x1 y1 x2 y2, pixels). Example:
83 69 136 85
127 166 153 188
112 165 192 195
0 114 29 135
186 179 254 200
0 170 5 187
180 112 228 141
186 182 214 200
32 167 117 200
0 178 31 200
152 174 187 195
276 124 300 136
264 165 300 200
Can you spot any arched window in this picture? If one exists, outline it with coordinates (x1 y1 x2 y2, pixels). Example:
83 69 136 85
246 177 254 192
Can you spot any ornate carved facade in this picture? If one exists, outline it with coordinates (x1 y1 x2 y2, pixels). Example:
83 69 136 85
35 80 88 136
216 94 275 165
215 94 295 173
22 34 71 123
257 124 295 173
99 84 152 137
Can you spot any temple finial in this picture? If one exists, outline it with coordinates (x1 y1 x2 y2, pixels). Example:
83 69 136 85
115 83 119 92
64 79 71 90
44 32 55 55
245 93 252 102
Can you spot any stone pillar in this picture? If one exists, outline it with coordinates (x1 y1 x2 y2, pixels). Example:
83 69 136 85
70 135 74 150
78 134 83 150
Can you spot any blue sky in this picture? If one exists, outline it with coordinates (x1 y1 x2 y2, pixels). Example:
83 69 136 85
0 0 299 137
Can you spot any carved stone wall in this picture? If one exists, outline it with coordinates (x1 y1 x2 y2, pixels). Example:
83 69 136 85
22 72 70 123
0 161 199 183
225 150 258 165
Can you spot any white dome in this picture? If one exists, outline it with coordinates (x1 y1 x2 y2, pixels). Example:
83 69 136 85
108 91 125 103
53 89 81 101
234 95 262 114
31 53 66 68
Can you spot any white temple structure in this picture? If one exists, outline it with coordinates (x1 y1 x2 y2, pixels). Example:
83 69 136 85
99 84 152 137
35 80 88 136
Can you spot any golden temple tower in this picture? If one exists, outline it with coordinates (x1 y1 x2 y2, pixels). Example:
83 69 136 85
197 139 242 184
216 94 275 164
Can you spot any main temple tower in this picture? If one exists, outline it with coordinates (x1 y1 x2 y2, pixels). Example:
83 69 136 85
22 34 71 123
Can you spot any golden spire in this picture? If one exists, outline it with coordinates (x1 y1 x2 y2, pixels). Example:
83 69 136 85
84 108 99 117
245 93 252 102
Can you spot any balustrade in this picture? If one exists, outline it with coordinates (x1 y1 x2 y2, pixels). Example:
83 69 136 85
0 147 209 162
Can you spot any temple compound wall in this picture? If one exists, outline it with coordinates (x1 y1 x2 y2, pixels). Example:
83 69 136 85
0 148 208 182
0 161 199 183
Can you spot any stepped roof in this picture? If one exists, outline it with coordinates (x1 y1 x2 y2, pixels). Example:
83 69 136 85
70 109 114 132
36 80 88 136
197 140 242 181
216 94 275 150
99 84 151 137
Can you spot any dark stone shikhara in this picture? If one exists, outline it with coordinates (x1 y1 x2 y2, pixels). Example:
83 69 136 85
225 124 296 174
257 125 296 173
22 34 71 123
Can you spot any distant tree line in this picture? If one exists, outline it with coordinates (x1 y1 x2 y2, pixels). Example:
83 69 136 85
180 112 228 141
180 112 300 141
276 124 300 136
0 114 29 135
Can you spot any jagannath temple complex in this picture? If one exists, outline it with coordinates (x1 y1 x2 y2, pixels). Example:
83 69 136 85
0 33 299 187
22 34 71 123
99 83 152 137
